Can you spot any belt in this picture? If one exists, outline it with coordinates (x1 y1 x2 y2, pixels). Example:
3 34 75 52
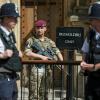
0 73 15 79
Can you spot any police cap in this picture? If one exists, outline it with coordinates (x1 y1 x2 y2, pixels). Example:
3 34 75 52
0 3 20 18
88 2 100 19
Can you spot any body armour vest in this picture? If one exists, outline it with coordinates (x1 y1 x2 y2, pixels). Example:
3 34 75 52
0 28 22 72
93 37 100 64
87 29 100 64
88 30 100 64
87 29 100 76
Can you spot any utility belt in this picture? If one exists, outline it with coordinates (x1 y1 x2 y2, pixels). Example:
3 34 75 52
0 72 19 80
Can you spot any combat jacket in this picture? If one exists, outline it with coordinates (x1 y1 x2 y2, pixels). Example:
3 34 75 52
25 36 61 60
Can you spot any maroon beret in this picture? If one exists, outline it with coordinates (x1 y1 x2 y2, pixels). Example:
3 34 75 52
35 20 47 27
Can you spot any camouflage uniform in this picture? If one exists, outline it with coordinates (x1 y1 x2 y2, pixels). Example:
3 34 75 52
25 36 61 100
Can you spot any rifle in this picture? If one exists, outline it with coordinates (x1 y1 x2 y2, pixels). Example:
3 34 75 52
31 41 55 60
31 40 69 75
31 41 55 68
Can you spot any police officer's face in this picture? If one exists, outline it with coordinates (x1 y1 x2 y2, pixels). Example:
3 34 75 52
90 19 100 33
35 26 47 36
3 16 18 30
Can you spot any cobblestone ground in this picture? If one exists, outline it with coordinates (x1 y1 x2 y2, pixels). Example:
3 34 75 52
17 80 84 100
17 88 84 100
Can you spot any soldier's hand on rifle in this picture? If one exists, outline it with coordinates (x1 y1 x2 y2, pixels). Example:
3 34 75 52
41 55 52 60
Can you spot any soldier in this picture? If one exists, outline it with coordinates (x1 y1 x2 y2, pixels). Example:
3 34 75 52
25 19 63 100
0 3 22 100
80 2 100 100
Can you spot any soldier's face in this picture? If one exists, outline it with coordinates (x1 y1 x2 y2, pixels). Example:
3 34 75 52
35 26 47 36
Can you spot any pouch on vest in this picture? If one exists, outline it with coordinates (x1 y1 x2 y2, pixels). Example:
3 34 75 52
0 29 22 72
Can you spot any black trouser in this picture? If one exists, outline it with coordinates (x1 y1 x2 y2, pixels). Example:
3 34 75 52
85 74 100 100
0 72 18 100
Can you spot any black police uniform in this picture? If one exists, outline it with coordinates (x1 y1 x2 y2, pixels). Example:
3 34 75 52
83 30 100 100
0 3 21 100
0 28 19 100
81 2 100 100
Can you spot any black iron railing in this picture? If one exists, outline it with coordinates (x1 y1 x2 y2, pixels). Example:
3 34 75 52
18 60 85 100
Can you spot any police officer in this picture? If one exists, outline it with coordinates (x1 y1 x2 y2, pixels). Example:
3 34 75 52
80 2 100 100
25 19 63 100
0 3 22 100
